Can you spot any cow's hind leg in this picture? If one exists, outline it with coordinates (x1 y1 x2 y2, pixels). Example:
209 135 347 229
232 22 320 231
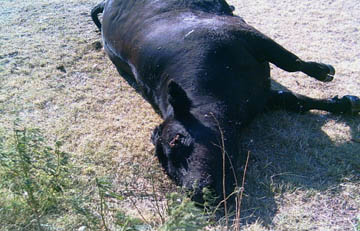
246 30 335 82
266 90 360 114
265 44 335 82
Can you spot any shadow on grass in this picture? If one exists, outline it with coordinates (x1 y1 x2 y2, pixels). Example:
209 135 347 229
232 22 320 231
238 80 360 227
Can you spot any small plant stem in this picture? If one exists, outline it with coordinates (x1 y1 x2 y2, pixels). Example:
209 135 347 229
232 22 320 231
151 174 165 224
100 194 109 231
96 179 110 231
209 113 229 228
35 214 43 231
55 144 61 178
127 193 152 226
234 151 250 231
221 128 229 228
14 129 44 231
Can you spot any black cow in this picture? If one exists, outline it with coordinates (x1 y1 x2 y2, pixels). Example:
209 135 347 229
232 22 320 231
91 0 359 205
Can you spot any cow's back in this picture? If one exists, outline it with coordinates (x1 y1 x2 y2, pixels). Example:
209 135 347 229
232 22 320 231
101 0 270 120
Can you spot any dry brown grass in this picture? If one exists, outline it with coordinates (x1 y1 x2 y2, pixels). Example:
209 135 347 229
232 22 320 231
0 0 359 230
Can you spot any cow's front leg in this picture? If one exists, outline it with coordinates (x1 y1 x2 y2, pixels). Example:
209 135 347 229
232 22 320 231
265 90 360 115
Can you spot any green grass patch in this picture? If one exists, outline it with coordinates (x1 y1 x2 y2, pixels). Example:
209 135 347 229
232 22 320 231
0 126 72 230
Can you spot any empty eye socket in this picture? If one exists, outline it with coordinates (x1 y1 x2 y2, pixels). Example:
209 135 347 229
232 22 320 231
166 133 193 165
168 133 193 151
169 134 184 148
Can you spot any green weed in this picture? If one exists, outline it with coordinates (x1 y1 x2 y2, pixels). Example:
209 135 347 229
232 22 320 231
159 192 209 231
0 127 70 230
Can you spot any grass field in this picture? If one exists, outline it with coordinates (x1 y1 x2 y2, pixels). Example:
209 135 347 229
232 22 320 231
0 0 359 230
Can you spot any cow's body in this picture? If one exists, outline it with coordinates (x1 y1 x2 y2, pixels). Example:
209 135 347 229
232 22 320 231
91 0 359 205
102 0 268 121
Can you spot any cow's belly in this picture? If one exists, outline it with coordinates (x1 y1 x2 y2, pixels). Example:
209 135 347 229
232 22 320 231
104 41 162 114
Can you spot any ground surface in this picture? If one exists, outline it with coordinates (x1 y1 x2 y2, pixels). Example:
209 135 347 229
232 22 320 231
0 0 359 230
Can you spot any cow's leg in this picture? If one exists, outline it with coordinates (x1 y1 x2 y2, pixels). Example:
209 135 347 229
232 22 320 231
247 31 335 82
266 90 360 114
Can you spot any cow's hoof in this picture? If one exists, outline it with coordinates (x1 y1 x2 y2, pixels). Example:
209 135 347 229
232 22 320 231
306 62 335 82
318 64 335 82
323 64 335 82
343 95 360 114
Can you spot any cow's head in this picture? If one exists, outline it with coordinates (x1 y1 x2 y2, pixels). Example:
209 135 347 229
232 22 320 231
151 80 238 204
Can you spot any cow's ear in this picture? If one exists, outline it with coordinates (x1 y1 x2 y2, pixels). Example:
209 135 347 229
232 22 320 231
168 80 191 117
